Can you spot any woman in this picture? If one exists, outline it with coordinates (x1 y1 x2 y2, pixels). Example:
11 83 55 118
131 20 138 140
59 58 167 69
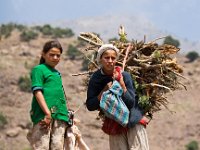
86 44 149 150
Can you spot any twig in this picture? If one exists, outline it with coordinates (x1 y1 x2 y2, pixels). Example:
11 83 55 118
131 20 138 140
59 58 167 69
79 35 102 46
72 72 90 76
146 83 172 91
166 67 187 79
147 36 167 44
79 50 99 69
177 81 187 90
122 44 132 71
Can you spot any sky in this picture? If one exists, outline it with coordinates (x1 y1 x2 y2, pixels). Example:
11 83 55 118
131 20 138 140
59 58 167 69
0 0 200 41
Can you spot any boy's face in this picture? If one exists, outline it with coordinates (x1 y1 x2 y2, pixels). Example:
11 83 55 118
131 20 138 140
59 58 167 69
100 49 117 72
42 47 61 68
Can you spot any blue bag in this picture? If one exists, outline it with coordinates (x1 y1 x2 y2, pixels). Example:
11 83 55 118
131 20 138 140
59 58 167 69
100 81 130 127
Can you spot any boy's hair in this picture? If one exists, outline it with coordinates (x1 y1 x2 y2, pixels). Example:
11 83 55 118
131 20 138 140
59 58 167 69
40 40 63 64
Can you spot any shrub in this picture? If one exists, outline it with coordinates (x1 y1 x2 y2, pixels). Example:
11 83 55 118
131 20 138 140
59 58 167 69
20 30 38 42
0 23 15 38
52 27 74 38
77 39 87 47
163 35 180 48
66 44 81 60
18 75 32 92
41 24 53 36
186 140 199 150
82 58 90 71
0 112 8 129
186 51 199 62
15 24 27 31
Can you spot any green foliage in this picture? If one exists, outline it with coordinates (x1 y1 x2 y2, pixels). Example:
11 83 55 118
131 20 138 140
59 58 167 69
77 39 87 47
38 24 74 38
15 24 27 31
0 23 75 41
52 27 74 38
186 51 199 62
0 112 8 129
18 75 32 92
81 57 90 71
20 30 38 42
185 140 199 150
132 76 152 112
66 44 81 60
108 37 118 43
0 23 15 38
32 25 43 32
40 24 53 36
82 58 89 71
163 35 180 48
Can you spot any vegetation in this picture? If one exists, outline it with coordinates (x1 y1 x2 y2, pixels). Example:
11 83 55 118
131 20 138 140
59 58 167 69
0 23 15 38
186 51 199 62
20 30 38 42
0 112 8 129
66 44 81 60
185 140 199 150
18 75 32 92
82 57 90 71
35 24 74 38
0 23 74 41
163 35 180 48
108 37 118 43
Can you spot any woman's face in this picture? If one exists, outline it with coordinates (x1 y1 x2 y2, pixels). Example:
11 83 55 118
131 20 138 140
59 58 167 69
42 47 61 68
100 49 117 73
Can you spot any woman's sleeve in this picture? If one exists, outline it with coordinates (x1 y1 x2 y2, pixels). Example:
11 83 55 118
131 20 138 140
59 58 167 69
121 72 136 109
31 67 44 92
86 79 100 111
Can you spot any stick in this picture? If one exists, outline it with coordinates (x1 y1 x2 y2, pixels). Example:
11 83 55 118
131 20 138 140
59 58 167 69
122 44 132 71
71 72 90 76
146 83 172 91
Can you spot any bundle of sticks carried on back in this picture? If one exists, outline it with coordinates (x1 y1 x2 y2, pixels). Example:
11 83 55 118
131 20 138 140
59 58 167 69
77 26 186 117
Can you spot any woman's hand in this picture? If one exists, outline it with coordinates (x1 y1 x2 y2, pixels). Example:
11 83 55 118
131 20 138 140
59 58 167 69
139 115 152 127
98 82 113 101
113 66 127 93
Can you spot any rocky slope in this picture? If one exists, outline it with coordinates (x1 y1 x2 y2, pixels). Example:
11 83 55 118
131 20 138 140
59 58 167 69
0 32 199 150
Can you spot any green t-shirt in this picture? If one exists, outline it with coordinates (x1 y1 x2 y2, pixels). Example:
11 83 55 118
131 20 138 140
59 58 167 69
30 63 69 125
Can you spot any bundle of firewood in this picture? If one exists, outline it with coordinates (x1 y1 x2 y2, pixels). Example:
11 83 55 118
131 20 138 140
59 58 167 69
77 26 186 116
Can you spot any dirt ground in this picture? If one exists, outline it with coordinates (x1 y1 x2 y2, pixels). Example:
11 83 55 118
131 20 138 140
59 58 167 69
0 33 199 150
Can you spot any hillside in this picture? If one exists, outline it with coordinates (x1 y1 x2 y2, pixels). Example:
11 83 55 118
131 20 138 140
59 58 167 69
0 30 200 150
55 15 200 54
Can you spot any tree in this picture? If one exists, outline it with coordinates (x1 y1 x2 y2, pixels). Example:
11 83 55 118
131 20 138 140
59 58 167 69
186 51 199 62
185 140 199 150
163 35 180 48
41 24 53 36
52 27 74 38
18 75 32 92
66 44 81 60
20 30 38 42
0 23 15 38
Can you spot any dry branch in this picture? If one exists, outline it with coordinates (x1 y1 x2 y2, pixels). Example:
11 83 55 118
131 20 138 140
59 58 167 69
77 27 186 116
